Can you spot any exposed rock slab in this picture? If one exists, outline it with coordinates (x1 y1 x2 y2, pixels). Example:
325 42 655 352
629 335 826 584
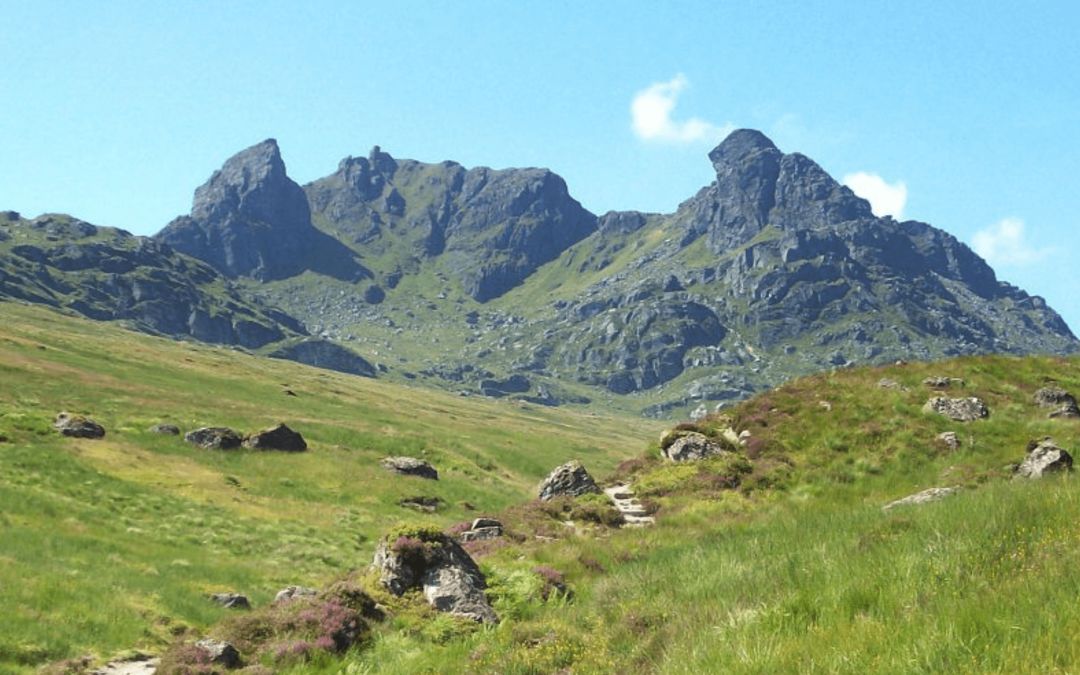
883 486 960 510
208 592 249 609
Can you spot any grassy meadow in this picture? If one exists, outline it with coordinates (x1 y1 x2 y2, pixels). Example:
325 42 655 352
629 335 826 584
3 299 1080 674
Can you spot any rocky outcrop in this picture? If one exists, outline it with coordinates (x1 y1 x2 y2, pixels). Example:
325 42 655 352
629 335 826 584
381 456 438 480
1016 438 1073 478
923 397 989 422
157 140 365 282
537 460 601 501
266 339 377 378
0 214 299 349
243 423 307 452
54 412 105 439
185 427 242 450
661 432 729 462
372 529 498 623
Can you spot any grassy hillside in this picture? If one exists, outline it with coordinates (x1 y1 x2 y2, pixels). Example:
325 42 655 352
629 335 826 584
0 301 660 674
4 299 1080 674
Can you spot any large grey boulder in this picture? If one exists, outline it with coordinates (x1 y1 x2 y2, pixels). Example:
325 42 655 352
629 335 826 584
54 412 105 439
372 530 498 623
662 432 727 462
1016 438 1074 478
195 639 241 668
537 460 600 501
381 456 438 480
185 427 242 450
243 423 307 452
922 397 989 422
1034 387 1080 418
209 592 249 609
459 518 503 542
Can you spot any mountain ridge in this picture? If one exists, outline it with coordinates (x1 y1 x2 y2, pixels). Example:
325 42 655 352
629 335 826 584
1 129 1075 417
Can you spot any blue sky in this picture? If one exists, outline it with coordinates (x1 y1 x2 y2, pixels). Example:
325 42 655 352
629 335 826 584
4 0 1079 335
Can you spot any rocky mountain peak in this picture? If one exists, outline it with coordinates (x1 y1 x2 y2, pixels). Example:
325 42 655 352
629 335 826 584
156 139 325 281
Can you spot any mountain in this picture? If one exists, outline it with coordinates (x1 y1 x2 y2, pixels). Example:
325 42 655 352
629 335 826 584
2 130 1075 416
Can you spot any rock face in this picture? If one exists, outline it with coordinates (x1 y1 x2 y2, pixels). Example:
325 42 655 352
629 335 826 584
1016 438 1074 478
157 140 365 282
54 412 105 439
923 397 990 422
537 460 601 501
380 456 438 480
305 147 597 301
662 432 728 462
243 423 307 452
373 530 498 623
185 427 242 450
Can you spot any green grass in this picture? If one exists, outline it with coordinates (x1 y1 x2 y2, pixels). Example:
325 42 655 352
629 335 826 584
0 300 659 674
5 300 1080 674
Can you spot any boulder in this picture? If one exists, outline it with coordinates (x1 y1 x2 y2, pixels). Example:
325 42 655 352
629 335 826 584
883 486 960 510
1049 403 1080 419
459 517 504 542
922 397 989 422
54 412 105 439
148 423 180 435
936 431 961 451
1016 438 1073 478
537 460 601 501
274 585 318 603
380 456 438 480
195 639 241 668
185 427 242 450
1034 386 1076 408
662 432 727 462
372 530 498 623
209 592 250 610
243 423 307 452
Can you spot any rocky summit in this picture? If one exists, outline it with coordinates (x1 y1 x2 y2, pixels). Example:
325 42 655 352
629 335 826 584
1 130 1076 417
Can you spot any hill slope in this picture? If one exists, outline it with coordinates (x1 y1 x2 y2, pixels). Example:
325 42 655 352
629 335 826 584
3 302 1080 674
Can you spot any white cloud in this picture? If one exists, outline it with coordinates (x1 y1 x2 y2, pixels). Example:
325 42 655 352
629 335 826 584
631 74 731 144
842 172 907 219
972 217 1052 266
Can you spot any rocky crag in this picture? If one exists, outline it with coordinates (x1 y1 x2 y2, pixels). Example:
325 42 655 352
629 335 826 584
2 129 1075 417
